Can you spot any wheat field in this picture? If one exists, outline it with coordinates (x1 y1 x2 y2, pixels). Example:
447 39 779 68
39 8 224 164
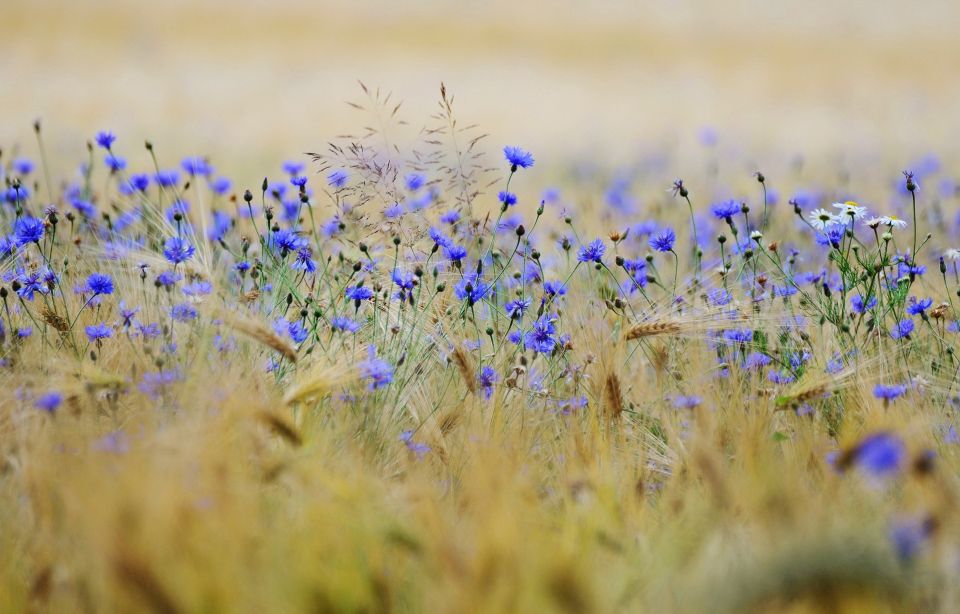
2 2 960 612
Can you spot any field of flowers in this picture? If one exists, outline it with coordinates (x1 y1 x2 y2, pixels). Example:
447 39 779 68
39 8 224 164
1 84 960 612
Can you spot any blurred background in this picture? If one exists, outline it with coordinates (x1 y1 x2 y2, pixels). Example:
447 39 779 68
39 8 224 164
2 0 958 179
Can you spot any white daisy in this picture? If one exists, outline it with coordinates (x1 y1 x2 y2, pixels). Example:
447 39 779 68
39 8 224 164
808 208 839 230
879 215 908 229
832 201 868 220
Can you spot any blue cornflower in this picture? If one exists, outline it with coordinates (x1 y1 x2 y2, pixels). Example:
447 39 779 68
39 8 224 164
672 395 702 409
649 228 676 252
543 280 567 298
12 158 35 175
282 160 305 176
210 176 232 195
505 298 531 319
454 273 489 304
288 320 309 344
850 432 906 479
906 297 933 316
170 303 198 322
331 316 360 333
327 169 349 188
710 199 740 221
874 383 908 402
498 191 518 207
400 431 431 458
723 329 753 344
129 173 151 192
292 247 316 272
87 273 114 296
444 244 467 263
163 237 195 264
17 327 32 339
85 323 113 342
35 391 63 413
94 130 116 150
439 210 460 225
272 229 305 254
851 294 877 314
181 156 212 177
743 352 771 369
429 227 452 248
525 315 558 354
503 146 534 170
360 345 393 390
156 270 182 288
890 517 935 562
104 154 127 172
891 318 914 340
577 238 605 263
345 284 374 303
768 370 796 385
290 175 308 188
478 366 497 399
154 169 180 188
16 271 47 301
13 217 44 247
405 173 426 191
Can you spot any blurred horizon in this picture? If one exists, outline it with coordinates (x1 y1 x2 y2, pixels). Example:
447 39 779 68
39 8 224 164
3 0 959 178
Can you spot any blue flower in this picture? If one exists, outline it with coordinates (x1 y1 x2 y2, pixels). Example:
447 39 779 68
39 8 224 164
649 228 676 252
672 395 702 409
87 273 114 296
478 366 497 399
210 176 232 195
525 315 558 354
13 217 44 246
360 345 393 390
890 517 935 562
503 146 534 170
577 238 605 263
170 303 198 322
154 169 180 188
129 173 151 192
405 173 426 191
104 154 127 172
273 229 305 254
35 391 63 413
327 169 349 188
850 432 906 479
851 294 877 314
505 298 531 319
282 160 305 176
444 244 467 263
12 158 35 175
454 273 489 304
331 316 360 333
439 210 460 225
891 318 914 340
181 156 212 177
498 191 518 207
723 329 753 344
874 383 907 401
292 247 316 272
156 270 182 288
288 320 309 344
345 285 375 302
710 199 740 221
163 237 195 264
85 323 113 342
906 297 933 316
94 130 116 150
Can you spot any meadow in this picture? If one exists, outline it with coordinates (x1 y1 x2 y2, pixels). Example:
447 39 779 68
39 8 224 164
1 83 960 613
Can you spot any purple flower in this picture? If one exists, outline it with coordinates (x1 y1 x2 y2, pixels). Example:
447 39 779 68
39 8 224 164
87 273 114 296
478 366 497 399
503 146 534 170
282 160 305 176
13 216 44 246
94 130 116 150
35 391 63 413
672 395 702 409
454 273 489 304
345 284 375 303
498 191 518 207
851 294 877 314
891 319 914 340
576 238 605 263
525 315 558 354
710 199 740 221
163 237 195 264
649 228 676 252
444 244 467 263
331 316 360 333
906 297 933 316
405 173 426 191
360 345 393 390
874 383 907 402
849 432 906 479
85 323 113 342
505 298 531 319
